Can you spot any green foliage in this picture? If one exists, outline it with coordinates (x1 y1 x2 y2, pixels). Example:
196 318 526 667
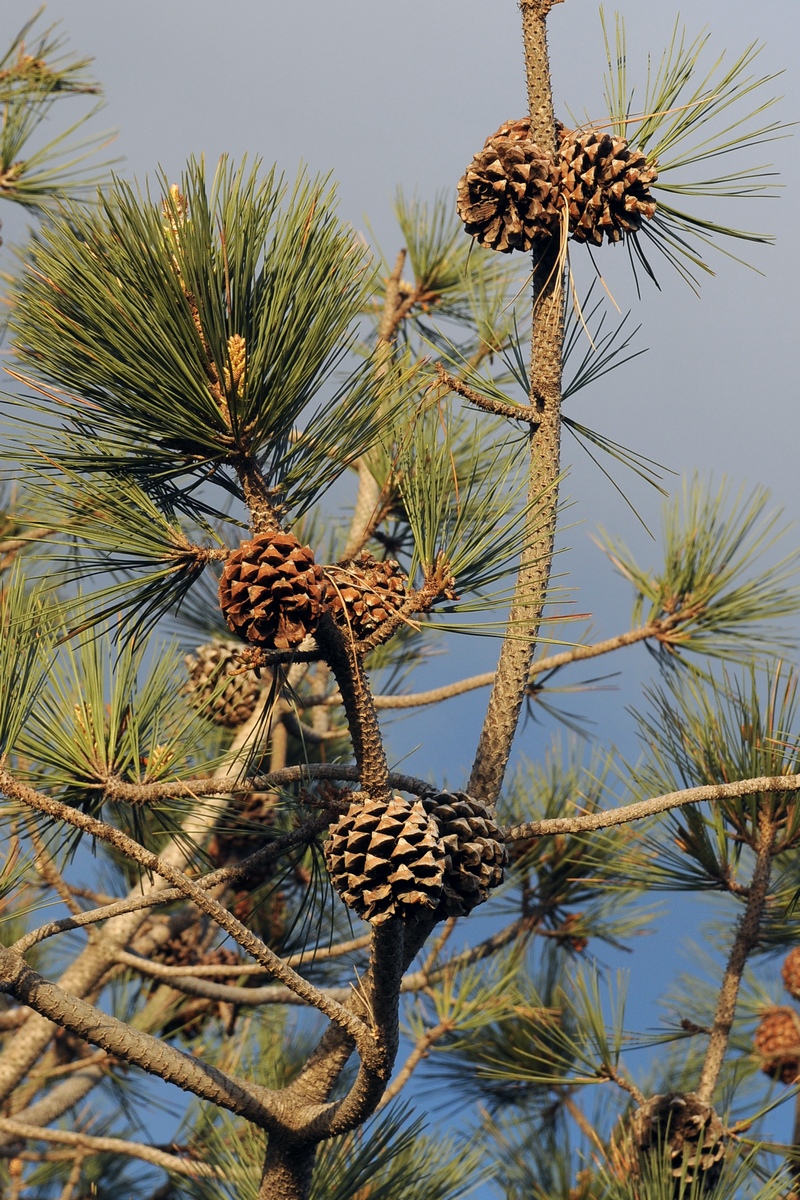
6 158 385 512
600 11 787 287
0 570 53 758
396 396 543 612
180 1106 488 1200
598 477 800 666
0 10 112 210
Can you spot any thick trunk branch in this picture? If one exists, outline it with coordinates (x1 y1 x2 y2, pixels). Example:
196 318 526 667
466 1 564 807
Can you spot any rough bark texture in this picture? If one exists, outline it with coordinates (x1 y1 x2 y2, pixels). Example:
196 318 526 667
467 0 565 806
696 807 777 1103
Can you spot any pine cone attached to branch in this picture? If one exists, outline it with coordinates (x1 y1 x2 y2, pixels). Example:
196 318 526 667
782 947 800 1000
556 126 658 246
457 118 560 253
219 531 326 649
754 1006 800 1083
324 795 446 925
628 1092 726 1190
184 641 261 727
420 791 507 917
324 554 409 642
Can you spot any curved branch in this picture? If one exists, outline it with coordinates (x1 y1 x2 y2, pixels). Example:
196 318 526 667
503 774 800 841
0 950 278 1128
103 764 434 805
0 1117 222 1179
0 769 372 1055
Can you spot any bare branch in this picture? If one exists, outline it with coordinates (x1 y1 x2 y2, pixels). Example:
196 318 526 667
102 763 434 804
0 1117 222 1179
0 768 373 1053
504 775 800 841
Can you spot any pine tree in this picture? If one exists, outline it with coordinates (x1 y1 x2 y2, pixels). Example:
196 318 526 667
0 5 798 1199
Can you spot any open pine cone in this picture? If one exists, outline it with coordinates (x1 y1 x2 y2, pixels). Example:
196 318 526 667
627 1093 726 1190
556 125 658 246
324 554 409 642
324 795 445 925
219 530 326 649
754 1006 800 1083
420 791 507 917
184 641 261 727
457 117 560 252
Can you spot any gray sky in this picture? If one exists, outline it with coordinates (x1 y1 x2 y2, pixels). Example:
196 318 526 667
4 1 800 1191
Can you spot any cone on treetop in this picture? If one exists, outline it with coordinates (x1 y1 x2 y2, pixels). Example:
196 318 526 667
324 554 409 643
456 117 657 253
754 1006 800 1083
456 118 560 253
556 125 658 246
219 530 326 650
324 795 446 925
420 790 507 917
184 641 261 728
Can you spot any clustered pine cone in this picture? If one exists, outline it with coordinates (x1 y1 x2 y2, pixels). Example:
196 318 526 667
628 1093 726 1189
456 118 560 253
556 126 658 246
419 791 507 917
754 1006 800 1083
219 530 326 650
324 796 446 925
324 554 409 642
457 117 657 253
325 791 506 925
184 641 261 727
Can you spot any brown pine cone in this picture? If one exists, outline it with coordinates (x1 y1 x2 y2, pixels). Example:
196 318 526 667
184 641 261 727
628 1092 725 1187
324 554 408 642
324 795 445 924
782 947 800 999
457 118 560 252
754 1006 800 1083
555 126 658 246
420 791 507 917
219 530 326 649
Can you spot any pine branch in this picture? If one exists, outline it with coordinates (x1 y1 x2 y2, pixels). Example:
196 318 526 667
504 774 800 841
0 950 279 1126
466 0 565 806
0 768 372 1049
0 1119 221 1180
696 805 777 1103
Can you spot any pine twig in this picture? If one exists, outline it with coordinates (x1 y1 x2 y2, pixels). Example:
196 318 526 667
0 1118 222 1180
504 775 800 841
376 1019 454 1111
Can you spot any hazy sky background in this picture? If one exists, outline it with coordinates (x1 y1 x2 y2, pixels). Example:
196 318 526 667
3 1 799 1194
